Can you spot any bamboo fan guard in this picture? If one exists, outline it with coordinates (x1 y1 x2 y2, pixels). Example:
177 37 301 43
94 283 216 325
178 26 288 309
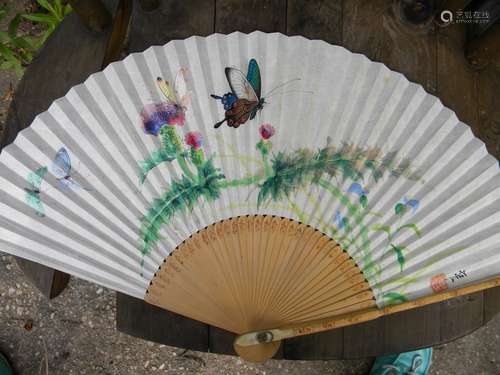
1 32 500 362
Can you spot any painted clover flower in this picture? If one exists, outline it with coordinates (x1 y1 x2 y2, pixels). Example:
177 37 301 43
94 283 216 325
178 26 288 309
184 131 203 150
259 123 275 140
140 102 185 136
185 131 204 166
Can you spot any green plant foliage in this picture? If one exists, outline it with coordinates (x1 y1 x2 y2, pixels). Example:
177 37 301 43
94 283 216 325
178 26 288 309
0 1 71 76
395 202 406 216
139 126 189 185
257 143 419 208
359 194 368 208
138 149 176 185
139 158 224 255
0 10 37 76
22 0 72 45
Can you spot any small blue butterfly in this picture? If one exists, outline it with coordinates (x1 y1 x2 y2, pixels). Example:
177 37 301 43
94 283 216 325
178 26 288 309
50 148 89 191
334 210 346 230
402 197 419 213
347 182 368 197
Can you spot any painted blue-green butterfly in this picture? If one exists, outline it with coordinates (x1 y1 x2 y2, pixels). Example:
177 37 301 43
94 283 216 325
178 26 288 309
212 58 263 128
24 166 48 217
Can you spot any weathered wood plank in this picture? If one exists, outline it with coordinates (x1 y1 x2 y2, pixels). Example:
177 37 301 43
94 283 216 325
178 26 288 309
208 327 237 355
116 293 209 351
437 0 479 132
127 0 214 53
343 318 385 358
440 291 484 342
68 0 112 32
381 303 441 355
343 0 437 94
284 328 343 360
477 58 500 159
287 0 342 44
215 0 287 34
0 0 118 299
484 286 500 322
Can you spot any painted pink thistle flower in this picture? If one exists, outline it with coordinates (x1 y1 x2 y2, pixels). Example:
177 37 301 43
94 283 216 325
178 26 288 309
259 123 275 140
140 102 185 136
184 131 203 150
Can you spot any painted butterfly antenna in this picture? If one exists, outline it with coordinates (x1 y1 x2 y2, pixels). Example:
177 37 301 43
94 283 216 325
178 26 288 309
266 89 314 99
263 78 301 97
214 118 227 128
211 94 223 100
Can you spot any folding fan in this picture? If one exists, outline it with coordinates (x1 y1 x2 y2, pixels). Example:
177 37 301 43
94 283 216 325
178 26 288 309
1 32 500 362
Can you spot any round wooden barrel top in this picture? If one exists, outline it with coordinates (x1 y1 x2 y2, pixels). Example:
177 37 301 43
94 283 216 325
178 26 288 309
3 0 500 360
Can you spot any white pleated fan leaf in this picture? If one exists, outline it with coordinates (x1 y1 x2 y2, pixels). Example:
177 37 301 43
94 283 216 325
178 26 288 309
0 31 499 318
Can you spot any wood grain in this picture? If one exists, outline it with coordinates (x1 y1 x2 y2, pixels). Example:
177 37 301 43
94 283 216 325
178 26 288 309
343 0 437 94
127 0 214 53
437 0 479 131
116 293 209 351
440 292 483 342
215 0 287 34
284 328 343 360
477 63 500 159
286 0 342 44
145 217 368 334
484 286 500 323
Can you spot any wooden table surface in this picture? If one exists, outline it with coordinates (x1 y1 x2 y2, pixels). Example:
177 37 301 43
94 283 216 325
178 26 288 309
2 0 500 360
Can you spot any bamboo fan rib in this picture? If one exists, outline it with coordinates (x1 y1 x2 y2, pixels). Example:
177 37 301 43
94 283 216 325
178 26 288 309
145 216 375 334
0 31 500 348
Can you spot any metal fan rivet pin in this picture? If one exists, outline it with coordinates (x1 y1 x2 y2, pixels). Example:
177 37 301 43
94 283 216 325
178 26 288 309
257 331 274 344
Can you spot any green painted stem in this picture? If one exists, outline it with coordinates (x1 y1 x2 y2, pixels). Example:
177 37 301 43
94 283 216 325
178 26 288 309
263 158 272 178
217 174 265 188
287 197 306 223
177 154 196 181
316 178 375 275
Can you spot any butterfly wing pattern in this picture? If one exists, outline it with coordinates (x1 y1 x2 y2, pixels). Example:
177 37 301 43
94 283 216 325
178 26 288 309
156 77 177 104
25 166 48 217
225 67 259 102
50 147 85 191
50 147 71 180
212 59 264 129
174 68 191 109
246 58 261 99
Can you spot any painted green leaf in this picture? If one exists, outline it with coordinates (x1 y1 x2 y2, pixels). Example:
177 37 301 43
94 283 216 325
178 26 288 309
138 149 176 185
360 194 367 208
382 292 408 306
139 158 224 255
390 243 405 272
395 202 406 216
